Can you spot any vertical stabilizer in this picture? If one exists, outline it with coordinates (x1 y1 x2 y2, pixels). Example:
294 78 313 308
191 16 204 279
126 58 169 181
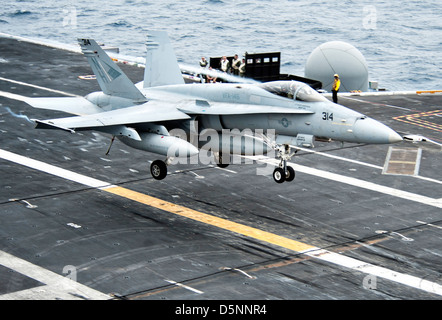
78 39 146 102
144 31 185 88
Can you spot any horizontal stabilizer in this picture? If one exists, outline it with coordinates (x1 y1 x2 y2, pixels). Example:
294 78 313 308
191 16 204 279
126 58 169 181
34 119 75 133
25 97 102 115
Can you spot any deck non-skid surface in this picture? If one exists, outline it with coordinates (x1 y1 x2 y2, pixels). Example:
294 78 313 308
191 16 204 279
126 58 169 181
0 36 441 300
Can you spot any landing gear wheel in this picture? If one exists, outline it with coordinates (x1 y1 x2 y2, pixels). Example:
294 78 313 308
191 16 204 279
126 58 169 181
150 160 168 180
285 166 295 182
215 152 230 168
272 143 297 184
273 168 286 183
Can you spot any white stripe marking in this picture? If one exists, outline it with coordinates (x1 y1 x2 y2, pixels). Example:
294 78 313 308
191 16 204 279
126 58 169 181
417 221 442 230
212 165 238 173
301 247 442 296
164 279 203 294
0 250 110 300
1 148 441 296
0 149 114 189
0 76 78 97
340 96 413 111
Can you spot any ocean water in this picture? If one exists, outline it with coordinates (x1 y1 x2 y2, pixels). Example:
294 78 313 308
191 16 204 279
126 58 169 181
1 0 441 91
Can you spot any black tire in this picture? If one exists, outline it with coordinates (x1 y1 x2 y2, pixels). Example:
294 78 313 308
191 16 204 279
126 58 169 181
150 160 167 180
285 166 295 182
215 152 230 168
273 168 286 183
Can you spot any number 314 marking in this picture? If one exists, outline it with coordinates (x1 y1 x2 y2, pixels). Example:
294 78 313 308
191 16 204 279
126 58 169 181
322 112 334 121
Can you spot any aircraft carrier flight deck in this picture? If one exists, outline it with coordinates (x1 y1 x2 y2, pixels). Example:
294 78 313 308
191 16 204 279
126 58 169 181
0 36 441 301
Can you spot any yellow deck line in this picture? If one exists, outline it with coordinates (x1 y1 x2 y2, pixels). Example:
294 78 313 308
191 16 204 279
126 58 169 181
416 90 442 94
104 186 315 253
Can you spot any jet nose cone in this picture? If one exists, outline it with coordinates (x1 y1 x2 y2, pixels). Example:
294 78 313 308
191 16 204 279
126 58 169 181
389 131 403 143
353 117 402 144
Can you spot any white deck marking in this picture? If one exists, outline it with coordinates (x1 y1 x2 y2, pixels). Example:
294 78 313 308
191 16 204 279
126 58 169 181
417 221 442 230
1 148 442 296
301 247 442 296
0 149 115 189
164 279 204 294
0 76 78 97
0 250 110 300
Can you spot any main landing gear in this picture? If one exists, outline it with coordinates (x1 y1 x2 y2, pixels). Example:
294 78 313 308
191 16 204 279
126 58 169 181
150 159 170 180
272 144 296 184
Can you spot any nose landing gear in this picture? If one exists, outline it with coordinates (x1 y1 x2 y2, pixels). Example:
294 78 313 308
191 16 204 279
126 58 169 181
272 144 296 184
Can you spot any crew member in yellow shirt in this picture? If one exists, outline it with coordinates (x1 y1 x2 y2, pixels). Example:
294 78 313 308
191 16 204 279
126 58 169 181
332 74 340 104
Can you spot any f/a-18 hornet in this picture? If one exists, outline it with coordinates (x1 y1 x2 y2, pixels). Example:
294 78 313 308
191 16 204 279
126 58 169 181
27 31 402 183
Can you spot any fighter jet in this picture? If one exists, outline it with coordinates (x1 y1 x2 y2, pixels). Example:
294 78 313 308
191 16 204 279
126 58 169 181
26 31 402 183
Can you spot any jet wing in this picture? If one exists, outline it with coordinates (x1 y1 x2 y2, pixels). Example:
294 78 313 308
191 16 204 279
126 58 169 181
177 100 315 115
34 101 191 131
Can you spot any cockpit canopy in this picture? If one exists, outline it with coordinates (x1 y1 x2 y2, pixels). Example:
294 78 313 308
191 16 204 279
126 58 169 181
258 81 328 102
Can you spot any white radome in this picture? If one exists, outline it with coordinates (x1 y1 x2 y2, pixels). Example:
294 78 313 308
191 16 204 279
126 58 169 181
305 41 369 92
